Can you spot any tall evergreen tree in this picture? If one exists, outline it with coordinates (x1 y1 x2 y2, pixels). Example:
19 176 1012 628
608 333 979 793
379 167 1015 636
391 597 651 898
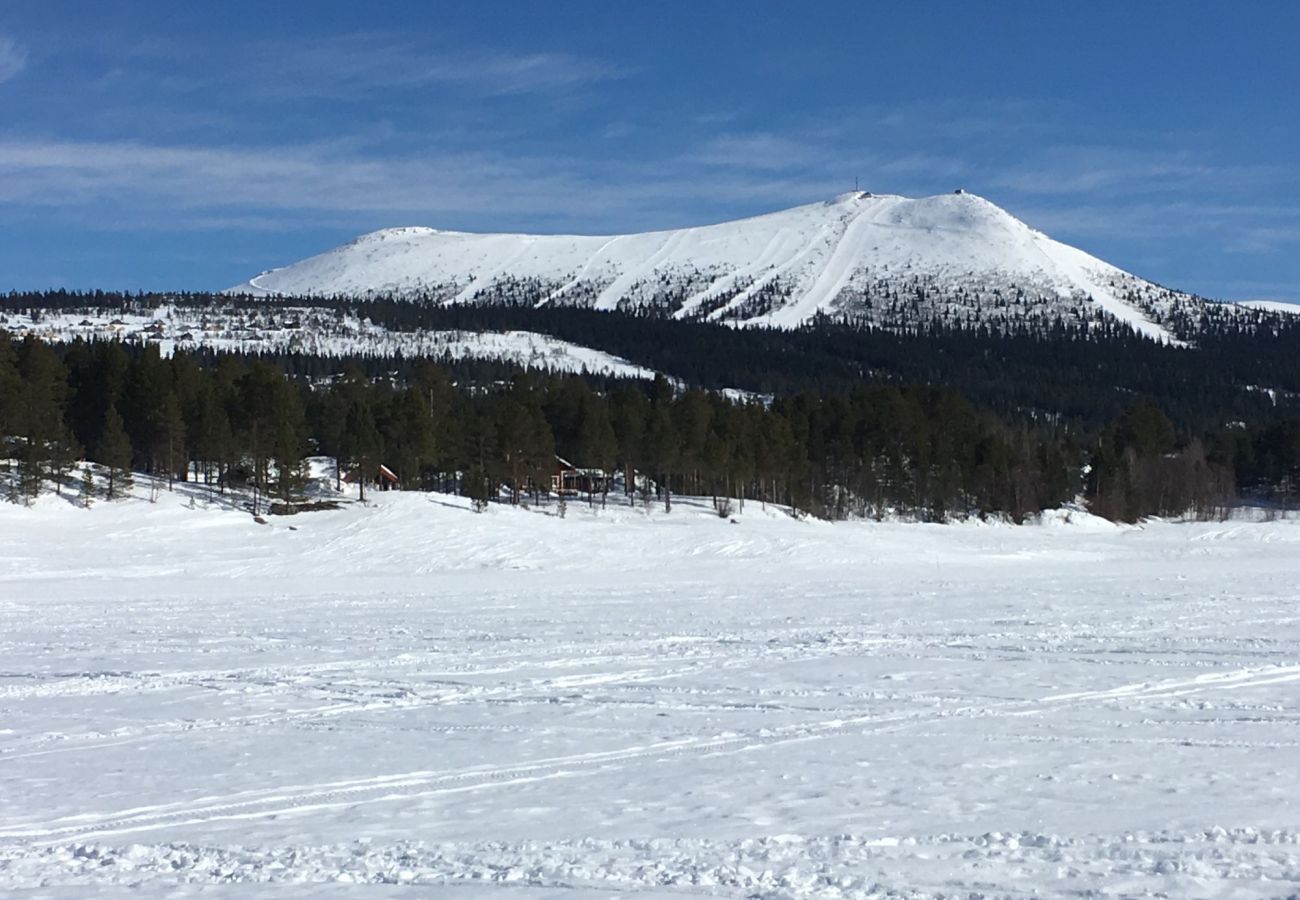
271 380 308 502
97 405 134 500
342 398 381 502
15 338 76 501
379 388 437 489
575 393 617 505
0 333 22 497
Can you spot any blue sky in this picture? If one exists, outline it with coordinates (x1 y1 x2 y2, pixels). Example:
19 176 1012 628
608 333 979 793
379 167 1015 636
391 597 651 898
1 1 1298 300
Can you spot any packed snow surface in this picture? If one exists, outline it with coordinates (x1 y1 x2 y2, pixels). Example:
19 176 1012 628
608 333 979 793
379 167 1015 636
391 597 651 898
2 485 1299 897
229 192 1179 340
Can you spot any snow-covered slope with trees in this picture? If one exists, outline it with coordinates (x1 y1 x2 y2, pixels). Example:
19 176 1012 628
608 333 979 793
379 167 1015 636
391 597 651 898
0 306 656 379
1236 299 1300 315
230 192 1226 342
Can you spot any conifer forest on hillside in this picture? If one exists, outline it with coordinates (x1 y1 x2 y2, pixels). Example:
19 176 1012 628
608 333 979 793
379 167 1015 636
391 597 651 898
4 290 1300 522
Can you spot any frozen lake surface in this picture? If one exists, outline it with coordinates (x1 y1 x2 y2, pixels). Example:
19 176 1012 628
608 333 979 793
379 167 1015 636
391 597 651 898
1 489 1298 897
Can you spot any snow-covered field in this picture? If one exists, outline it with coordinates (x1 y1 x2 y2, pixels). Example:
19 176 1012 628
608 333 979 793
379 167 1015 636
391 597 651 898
2 484 1299 897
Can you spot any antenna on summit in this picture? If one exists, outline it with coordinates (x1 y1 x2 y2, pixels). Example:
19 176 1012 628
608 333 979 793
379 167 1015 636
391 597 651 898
854 175 859 192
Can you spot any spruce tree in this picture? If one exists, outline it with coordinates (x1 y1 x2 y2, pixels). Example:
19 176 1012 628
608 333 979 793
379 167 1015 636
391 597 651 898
98 406 134 500
610 387 648 502
342 399 381 502
237 362 289 513
271 380 309 503
575 393 617 506
645 404 678 512
15 338 74 501
80 465 97 507
121 344 171 475
0 334 19 497
379 388 437 490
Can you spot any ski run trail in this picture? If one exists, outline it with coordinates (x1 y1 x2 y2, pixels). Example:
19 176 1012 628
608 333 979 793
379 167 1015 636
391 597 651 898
1 479 1299 898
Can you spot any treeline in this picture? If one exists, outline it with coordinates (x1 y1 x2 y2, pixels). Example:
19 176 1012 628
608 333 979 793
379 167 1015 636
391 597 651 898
0 333 1075 519
7 331 1297 521
7 290 1300 437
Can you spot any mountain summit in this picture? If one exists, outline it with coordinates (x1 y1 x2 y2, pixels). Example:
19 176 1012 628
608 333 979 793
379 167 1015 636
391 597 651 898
231 192 1213 341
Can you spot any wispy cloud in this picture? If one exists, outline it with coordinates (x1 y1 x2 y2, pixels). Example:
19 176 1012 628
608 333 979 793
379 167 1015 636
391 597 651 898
875 154 971 179
0 36 26 84
214 33 622 101
688 132 825 171
1221 224 1300 254
990 146 1292 198
0 139 530 214
870 97 1073 141
0 136 853 235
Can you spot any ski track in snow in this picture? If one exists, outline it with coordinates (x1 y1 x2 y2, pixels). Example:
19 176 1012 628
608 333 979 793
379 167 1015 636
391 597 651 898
766 198 880 327
1 490 1299 896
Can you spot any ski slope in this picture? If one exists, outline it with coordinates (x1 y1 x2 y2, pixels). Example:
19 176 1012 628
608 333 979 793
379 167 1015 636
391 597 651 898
230 192 1193 341
2 483 1299 897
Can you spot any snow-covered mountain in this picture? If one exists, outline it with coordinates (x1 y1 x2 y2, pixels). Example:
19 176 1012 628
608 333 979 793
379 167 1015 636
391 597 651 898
230 191 1231 342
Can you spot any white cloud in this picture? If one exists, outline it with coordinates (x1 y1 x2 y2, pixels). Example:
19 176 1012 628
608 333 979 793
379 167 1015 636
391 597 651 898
989 146 1291 198
0 36 27 84
688 132 825 171
238 34 622 101
0 136 860 236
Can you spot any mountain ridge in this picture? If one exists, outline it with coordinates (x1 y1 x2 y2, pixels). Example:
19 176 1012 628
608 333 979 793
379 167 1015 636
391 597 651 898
230 192 1234 343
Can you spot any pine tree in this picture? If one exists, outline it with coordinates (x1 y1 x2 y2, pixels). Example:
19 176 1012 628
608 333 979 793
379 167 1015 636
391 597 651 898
271 380 309 503
15 338 74 501
121 344 171 475
162 389 186 490
80 465 97 507
237 362 292 513
494 377 554 505
645 404 678 512
462 410 498 508
610 387 648 503
379 388 437 490
98 405 134 500
343 399 381 502
575 393 617 506
320 367 371 492
0 334 19 497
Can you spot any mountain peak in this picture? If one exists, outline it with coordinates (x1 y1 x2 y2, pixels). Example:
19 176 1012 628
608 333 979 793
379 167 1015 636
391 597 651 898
230 192 1197 343
350 226 447 245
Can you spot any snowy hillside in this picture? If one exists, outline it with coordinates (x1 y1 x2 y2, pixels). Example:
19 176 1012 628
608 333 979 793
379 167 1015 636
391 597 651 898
1 306 656 379
2 485 1299 896
230 192 1230 342
1236 299 1300 315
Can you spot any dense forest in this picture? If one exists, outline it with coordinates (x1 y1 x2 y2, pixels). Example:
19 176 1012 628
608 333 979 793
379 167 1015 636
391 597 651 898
2 290 1299 521
7 289 1300 432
